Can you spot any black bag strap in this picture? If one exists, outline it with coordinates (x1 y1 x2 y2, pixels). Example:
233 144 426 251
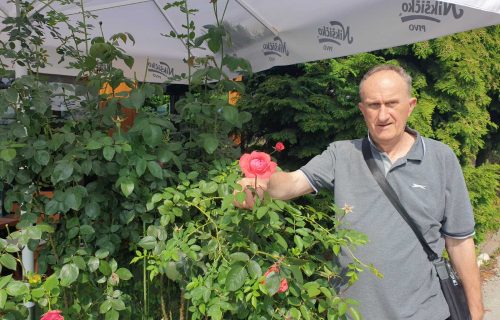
361 138 439 262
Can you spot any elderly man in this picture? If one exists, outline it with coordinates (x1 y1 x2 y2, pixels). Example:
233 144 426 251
236 64 484 319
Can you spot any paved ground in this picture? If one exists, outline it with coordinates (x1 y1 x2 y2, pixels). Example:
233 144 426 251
481 230 500 320
483 254 500 320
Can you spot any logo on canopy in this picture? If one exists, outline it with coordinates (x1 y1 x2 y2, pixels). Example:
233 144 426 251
262 36 289 61
148 61 176 79
400 0 464 32
317 21 353 52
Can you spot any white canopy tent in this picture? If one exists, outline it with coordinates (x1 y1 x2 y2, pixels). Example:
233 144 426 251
1 0 500 83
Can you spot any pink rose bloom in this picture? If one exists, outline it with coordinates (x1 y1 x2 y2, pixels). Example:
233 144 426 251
274 142 285 152
41 310 64 320
261 265 288 294
263 265 280 279
278 278 289 293
239 151 277 179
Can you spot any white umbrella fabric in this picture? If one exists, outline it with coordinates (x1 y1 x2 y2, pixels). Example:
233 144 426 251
1 0 500 83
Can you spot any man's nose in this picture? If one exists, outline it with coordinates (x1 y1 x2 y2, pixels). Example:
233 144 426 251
377 105 390 121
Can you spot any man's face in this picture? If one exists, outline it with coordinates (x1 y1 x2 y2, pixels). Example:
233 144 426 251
358 70 416 147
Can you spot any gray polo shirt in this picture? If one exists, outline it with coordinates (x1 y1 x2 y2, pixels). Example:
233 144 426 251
300 129 475 320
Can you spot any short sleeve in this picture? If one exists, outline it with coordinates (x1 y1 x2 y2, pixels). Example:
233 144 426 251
299 142 337 193
441 147 475 239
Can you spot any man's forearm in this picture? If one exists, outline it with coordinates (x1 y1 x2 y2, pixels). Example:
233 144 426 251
267 170 314 200
445 237 484 320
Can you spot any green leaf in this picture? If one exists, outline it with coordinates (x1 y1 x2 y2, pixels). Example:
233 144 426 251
0 254 17 271
6 281 28 296
0 290 7 309
294 235 304 251
207 37 221 53
72 255 87 270
265 272 281 296
199 133 219 154
111 298 126 311
147 161 163 179
120 179 134 197
79 225 95 236
95 249 110 259
222 105 239 127
135 158 147 176
200 181 218 194
64 189 82 210
99 260 112 276
59 263 79 287
290 265 304 285
225 263 248 292
128 89 146 110
303 282 321 298
115 268 133 280
0 149 16 162
85 201 101 219
300 305 312 320
34 150 50 165
86 139 102 150
142 125 163 147
103 146 115 161
5 87 18 103
348 306 362 320
238 111 252 124
45 199 60 215
31 287 45 299
51 162 74 184
164 262 182 281
229 252 249 262
0 275 12 289
222 56 240 71
138 236 157 250
100 299 112 314
247 260 262 279
105 309 120 320
207 304 222 320
123 55 134 69
42 274 59 291
88 257 100 272
206 67 221 80
273 233 288 249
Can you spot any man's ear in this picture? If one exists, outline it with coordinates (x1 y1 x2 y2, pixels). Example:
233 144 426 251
408 97 417 115
358 102 364 114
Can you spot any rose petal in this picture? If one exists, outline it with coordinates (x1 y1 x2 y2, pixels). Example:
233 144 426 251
239 151 276 179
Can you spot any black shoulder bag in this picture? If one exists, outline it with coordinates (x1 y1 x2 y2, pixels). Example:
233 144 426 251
361 138 471 320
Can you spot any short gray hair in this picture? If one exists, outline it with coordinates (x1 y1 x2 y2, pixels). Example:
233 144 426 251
359 64 413 99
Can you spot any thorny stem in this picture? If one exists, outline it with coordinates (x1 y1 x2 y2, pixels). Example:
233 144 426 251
143 222 148 319
213 0 230 77
160 275 169 320
179 288 185 320
182 1 192 87
79 0 89 55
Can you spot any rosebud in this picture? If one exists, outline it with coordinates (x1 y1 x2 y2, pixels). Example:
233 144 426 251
108 272 120 286
275 142 285 152
278 278 288 293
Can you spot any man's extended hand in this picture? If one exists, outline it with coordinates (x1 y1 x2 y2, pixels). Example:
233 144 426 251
233 177 269 209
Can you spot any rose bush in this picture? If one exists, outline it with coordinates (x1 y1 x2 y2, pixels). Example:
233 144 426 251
239 151 277 179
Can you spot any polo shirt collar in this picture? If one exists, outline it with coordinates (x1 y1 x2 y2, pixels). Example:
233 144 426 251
367 126 425 161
